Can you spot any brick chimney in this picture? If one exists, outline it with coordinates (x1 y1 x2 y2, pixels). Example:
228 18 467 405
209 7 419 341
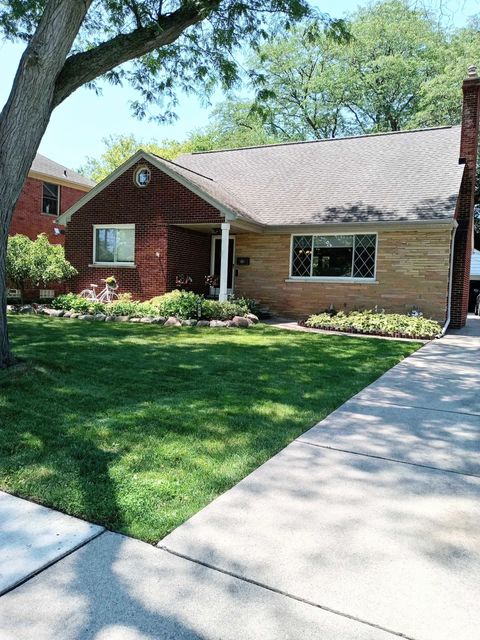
450 66 480 329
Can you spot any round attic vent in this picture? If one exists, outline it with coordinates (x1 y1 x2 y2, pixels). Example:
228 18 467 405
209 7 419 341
134 166 151 188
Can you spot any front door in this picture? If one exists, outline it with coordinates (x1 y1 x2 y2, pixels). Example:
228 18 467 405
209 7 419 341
211 236 235 296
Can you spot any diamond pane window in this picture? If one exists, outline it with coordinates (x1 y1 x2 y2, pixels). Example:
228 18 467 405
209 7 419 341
353 235 376 278
312 235 353 277
291 234 377 280
291 235 313 277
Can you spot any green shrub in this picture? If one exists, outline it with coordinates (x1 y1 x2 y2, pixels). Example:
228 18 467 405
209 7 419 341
52 293 103 314
305 310 441 339
200 299 248 320
148 290 202 319
107 297 158 318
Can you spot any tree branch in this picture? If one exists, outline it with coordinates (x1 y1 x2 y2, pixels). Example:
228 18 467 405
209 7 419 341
53 2 220 106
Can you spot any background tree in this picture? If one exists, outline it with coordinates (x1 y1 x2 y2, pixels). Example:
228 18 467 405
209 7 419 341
0 0 345 367
7 234 77 303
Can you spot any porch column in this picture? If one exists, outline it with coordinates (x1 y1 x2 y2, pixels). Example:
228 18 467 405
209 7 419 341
219 222 230 301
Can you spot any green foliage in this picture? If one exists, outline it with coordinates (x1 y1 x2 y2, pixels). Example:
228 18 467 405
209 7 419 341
148 290 202 319
201 296 258 320
305 310 442 339
51 293 105 315
0 315 418 541
108 298 159 318
7 234 77 300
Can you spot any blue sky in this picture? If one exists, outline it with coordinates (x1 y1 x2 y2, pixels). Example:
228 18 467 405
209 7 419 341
0 0 478 169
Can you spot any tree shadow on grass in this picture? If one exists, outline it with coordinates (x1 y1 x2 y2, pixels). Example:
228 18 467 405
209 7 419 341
0 316 418 542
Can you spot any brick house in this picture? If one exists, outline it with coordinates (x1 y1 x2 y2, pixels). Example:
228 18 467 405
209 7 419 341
59 70 480 329
8 154 94 300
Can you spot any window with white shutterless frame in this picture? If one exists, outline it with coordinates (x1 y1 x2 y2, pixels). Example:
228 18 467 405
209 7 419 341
93 224 135 266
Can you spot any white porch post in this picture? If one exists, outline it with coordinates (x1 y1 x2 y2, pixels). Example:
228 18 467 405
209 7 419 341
219 222 230 301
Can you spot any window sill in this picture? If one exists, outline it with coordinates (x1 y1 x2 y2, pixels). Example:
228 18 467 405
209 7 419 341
41 212 59 217
89 263 136 269
285 277 378 284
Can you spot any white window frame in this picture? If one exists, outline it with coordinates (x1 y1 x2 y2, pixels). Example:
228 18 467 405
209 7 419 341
42 182 61 216
93 224 136 267
289 232 378 282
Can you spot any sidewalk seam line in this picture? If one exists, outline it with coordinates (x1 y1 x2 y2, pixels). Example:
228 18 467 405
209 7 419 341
158 545 419 640
0 528 106 598
347 399 480 418
296 440 480 479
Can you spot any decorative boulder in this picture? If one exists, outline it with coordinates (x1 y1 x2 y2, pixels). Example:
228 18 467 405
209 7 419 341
196 320 210 327
105 316 116 322
246 313 259 324
140 317 156 323
6 305 17 313
63 311 72 318
114 315 130 322
70 312 80 319
129 317 142 323
19 305 34 314
182 319 197 326
44 308 64 317
164 316 182 327
210 319 227 328
94 313 106 321
230 315 252 328
152 317 166 324
78 314 94 321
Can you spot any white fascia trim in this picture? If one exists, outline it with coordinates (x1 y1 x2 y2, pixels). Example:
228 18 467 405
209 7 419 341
57 150 148 224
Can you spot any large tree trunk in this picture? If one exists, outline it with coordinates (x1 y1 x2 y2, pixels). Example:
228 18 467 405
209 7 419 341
0 0 92 367
0 0 215 368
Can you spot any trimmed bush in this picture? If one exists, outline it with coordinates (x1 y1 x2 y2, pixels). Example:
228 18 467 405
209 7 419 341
52 293 104 315
148 290 202 319
304 310 441 339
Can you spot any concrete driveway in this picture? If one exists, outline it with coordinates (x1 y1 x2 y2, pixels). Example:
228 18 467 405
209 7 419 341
1 317 479 639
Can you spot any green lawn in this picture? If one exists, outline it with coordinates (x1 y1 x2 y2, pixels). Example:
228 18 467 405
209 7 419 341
0 316 419 543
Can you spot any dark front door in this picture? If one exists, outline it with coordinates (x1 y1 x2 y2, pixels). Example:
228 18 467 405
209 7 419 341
213 237 235 291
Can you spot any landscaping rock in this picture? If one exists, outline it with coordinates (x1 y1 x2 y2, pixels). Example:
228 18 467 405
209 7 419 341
78 314 94 321
63 311 72 318
210 320 227 328
152 317 166 324
182 319 197 326
19 305 34 314
94 314 106 322
105 316 116 322
246 313 259 324
164 316 182 327
230 315 252 328
44 308 64 317
114 316 130 322
196 320 210 327
129 317 142 323
6 305 17 314
70 313 80 319
140 317 156 324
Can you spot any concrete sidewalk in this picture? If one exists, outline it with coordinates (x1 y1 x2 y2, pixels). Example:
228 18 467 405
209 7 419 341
1 317 479 639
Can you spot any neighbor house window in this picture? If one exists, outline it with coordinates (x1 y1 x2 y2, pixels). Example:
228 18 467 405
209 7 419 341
291 234 377 280
93 224 135 265
42 182 59 215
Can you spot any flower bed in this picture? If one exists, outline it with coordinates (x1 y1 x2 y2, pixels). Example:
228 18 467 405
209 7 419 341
12 290 261 328
303 310 442 340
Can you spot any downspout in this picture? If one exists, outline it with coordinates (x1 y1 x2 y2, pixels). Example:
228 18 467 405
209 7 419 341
438 221 458 338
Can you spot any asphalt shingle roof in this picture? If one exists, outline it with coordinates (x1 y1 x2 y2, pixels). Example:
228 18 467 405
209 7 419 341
176 126 464 226
31 153 95 188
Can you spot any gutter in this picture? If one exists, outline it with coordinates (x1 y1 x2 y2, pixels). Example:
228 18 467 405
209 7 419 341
438 221 458 337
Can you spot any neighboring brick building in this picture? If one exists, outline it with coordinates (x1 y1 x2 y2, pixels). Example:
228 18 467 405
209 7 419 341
10 153 94 244
59 70 480 328
8 154 94 301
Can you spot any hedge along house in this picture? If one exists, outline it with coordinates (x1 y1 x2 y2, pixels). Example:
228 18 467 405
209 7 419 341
59 69 480 328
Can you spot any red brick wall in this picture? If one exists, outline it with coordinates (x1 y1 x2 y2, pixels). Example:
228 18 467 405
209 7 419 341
65 160 222 300
10 176 87 244
451 74 480 328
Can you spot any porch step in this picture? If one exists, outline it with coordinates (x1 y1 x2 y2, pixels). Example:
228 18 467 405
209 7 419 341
257 305 274 319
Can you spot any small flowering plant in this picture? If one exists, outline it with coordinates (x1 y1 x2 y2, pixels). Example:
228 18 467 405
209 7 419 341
105 276 118 290
205 274 219 287
175 274 193 286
